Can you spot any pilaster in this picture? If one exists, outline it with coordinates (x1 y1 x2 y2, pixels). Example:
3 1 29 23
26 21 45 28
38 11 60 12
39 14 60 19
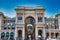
35 27 38 40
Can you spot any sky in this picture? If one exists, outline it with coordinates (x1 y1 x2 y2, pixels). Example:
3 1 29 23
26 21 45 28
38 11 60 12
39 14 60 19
0 0 60 17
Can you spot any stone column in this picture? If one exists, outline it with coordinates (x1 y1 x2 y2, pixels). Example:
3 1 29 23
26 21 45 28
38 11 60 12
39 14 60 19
42 27 46 40
58 33 60 38
0 17 2 30
0 32 1 40
58 18 60 30
59 24 60 30
49 33 51 40
35 27 38 40
15 11 18 40
15 28 18 40
54 32 55 38
0 24 1 30
59 32 60 38
49 29 51 40
22 27 25 40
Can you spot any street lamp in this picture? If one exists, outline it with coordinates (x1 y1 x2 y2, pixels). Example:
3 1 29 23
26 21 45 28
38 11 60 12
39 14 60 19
38 35 41 40
28 35 31 40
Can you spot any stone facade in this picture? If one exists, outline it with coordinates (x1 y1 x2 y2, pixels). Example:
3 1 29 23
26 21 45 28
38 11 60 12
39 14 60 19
0 6 60 40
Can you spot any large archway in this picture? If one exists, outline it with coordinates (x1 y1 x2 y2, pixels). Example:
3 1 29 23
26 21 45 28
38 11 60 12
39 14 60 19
25 16 35 40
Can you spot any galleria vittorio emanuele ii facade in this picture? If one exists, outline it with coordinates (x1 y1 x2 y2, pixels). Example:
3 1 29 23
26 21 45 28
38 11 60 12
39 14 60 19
0 6 60 40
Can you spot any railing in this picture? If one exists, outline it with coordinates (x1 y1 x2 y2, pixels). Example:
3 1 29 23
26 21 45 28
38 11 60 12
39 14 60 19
45 29 60 31
16 37 22 40
1 37 60 40
1 37 15 40
0 38 44 40
46 38 60 40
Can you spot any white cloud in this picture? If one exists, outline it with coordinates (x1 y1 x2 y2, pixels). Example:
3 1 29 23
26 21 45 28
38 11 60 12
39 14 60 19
0 8 15 17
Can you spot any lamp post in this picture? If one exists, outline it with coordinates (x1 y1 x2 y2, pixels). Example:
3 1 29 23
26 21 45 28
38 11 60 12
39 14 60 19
38 35 41 40
28 35 31 40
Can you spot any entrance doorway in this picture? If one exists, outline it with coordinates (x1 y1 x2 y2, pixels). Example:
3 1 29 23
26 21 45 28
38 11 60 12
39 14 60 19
25 16 35 40
38 30 42 36
18 30 22 40
38 30 43 40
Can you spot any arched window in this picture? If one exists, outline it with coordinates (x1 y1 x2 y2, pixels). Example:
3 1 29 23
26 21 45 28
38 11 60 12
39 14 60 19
18 30 22 37
55 33 59 38
10 32 14 37
9 37 14 40
9 32 14 40
46 33 49 38
1 32 5 38
6 32 9 37
38 30 42 36
27 17 35 24
51 33 54 38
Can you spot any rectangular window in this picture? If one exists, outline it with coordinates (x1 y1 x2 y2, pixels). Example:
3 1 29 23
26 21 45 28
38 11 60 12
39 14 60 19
38 17 42 22
45 25 49 29
18 17 22 20
18 17 22 22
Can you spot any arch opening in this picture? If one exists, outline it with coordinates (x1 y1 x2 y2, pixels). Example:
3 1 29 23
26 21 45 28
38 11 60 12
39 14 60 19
17 30 22 40
18 30 22 38
25 16 35 40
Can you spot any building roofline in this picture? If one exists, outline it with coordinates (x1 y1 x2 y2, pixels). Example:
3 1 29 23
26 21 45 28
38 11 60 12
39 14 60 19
56 12 60 16
0 12 6 18
15 6 45 10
